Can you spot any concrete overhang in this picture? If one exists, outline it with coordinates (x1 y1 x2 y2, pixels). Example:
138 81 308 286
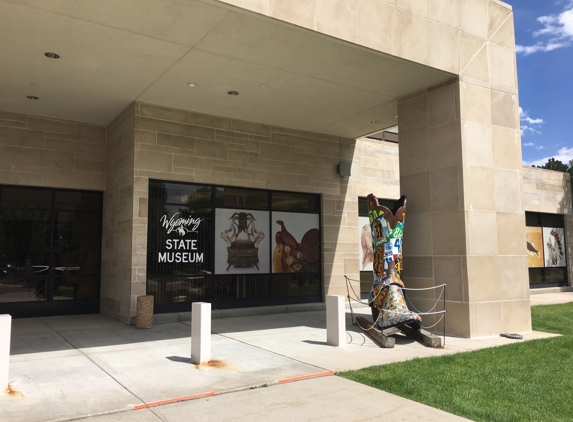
0 0 454 138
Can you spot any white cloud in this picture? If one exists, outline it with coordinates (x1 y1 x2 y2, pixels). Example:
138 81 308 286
519 107 544 135
523 147 573 166
516 5 573 55
523 142 535 146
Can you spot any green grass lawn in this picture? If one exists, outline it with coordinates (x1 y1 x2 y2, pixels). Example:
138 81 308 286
339 303 573 422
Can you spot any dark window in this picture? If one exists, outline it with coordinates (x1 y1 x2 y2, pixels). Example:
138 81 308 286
0 186 102 308
526 212 568 287
147 181 322 312
272 192 320 213
215 187 268 210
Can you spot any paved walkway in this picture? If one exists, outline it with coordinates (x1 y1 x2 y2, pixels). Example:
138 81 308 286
1 295 570 422
530 291 573 306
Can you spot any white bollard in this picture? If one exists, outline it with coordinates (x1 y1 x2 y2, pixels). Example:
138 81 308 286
0 314 11 389
191 302 211 364
326 295 346 347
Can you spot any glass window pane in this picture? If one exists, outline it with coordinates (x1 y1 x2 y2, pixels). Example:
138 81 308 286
55 191 102 212
271 192 320 213
0 208 52 270
272 273 320 297
215 274 269 300
53 212 101 275
541 213 564 228
53 275 99 300
215 187 268 210
1 187 52 209
147 205 213 278
150 181 212 207
525 212 540 227
147 275 210 304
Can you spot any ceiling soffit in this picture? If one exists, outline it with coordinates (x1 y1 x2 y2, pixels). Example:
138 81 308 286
0 0 453 137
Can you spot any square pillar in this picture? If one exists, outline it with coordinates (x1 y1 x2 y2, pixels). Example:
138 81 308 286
399 77 530 338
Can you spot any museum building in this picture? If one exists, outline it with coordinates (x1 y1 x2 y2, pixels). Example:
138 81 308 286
0 0 571 338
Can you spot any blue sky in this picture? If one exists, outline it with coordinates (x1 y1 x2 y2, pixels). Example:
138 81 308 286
511 0 573 166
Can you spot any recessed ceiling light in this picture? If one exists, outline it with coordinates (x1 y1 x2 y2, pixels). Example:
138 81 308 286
260 84 267 88
44 52 60 59
188 83 196 87
27 95 39 100
369 120 379 124
394 115 398 118
29 82 37 86
227 91 239 96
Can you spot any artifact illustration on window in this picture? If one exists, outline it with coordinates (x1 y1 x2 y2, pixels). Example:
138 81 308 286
215 209 269 274
526 226 544 268
271 212 320 273
543 227 565 267
359 215 373 271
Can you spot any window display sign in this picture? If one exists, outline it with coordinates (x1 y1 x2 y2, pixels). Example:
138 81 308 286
147 204 212 277
271 212 320 273
526 226 544 268
543 227 566 267
214 209 270 274
158 212 204 264
358 215 373 271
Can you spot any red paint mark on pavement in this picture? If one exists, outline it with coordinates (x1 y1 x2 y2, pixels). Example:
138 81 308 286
277 371 334 384
133 391 216 409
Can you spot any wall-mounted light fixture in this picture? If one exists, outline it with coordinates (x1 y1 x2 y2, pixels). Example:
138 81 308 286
337 161 351 177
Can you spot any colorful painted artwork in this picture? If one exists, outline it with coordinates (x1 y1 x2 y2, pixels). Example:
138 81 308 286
526 226 544 268
359 216 373 271
543 227 566 267
272 212 320 273
214 209 269 274
368 194 406 283
367 194 421 330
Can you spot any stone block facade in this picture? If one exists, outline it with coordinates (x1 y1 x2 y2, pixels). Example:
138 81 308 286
0 111 105 190
523 167 573 287
98 101 401 323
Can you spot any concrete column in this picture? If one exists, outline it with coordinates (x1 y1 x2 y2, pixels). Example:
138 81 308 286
1 314 11 389
399 76 530 337
191 302 211 364
326 295 346 347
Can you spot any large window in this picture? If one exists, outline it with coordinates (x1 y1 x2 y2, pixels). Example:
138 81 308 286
526 212 568 287
147 180 321 312
0 186 102 317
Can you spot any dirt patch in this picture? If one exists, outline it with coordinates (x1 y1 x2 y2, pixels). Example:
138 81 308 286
5 385 22 398
194 359 228 369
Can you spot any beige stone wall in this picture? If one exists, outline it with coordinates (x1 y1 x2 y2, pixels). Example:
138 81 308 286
101 101 402 321
100 103 136 323
0 110 105 190
398 74 528 338
522 167 573 287
215 0 514 76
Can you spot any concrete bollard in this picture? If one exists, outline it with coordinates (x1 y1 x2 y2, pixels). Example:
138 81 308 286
326 295 346 347
191 302 211 364
136 295 154 329
1 314 11 389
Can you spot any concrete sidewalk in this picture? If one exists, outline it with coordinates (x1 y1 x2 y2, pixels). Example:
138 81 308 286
0 301 565 422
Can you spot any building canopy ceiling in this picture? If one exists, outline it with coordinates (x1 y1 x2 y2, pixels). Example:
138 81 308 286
0 0 453 138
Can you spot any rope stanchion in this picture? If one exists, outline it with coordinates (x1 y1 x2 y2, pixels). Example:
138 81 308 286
344 275 448 345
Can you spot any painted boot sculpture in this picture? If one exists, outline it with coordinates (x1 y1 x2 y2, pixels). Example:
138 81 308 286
367 194 422 331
